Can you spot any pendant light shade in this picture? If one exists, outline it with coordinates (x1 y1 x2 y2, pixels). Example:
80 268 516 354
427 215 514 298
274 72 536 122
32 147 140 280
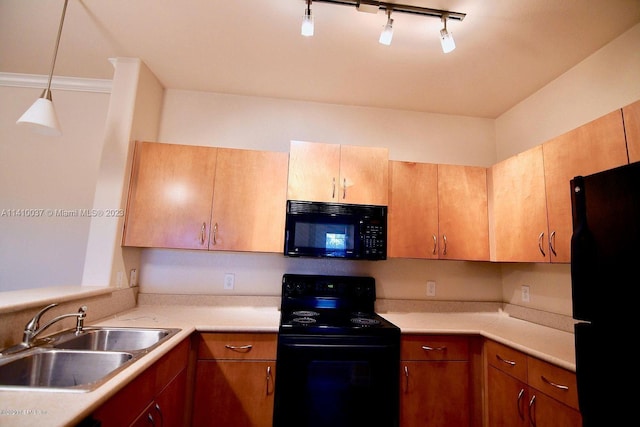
16 0 68 137
17 89 62 136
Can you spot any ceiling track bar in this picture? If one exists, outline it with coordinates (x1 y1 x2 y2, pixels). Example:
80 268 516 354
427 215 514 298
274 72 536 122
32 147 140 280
312 0 466 21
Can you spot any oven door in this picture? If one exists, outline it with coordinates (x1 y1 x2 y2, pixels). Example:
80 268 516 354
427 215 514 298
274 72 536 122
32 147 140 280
273 334 400 427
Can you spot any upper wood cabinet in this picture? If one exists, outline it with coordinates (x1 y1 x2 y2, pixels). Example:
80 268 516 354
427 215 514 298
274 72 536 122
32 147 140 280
209 148 288 252
489 110 628 263
489 146 549 262
388 161 439 259
438 164 490 261
287 140 389 205
123 142 288 253
389 161 489 261
123 141 218 250
623 99 640 163
542 109 628 262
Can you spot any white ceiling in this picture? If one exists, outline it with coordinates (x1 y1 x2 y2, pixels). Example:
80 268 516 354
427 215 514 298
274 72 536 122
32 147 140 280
1 0 639 118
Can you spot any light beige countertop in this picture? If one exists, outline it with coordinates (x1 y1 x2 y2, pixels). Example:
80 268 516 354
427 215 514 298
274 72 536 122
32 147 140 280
0 304 576 427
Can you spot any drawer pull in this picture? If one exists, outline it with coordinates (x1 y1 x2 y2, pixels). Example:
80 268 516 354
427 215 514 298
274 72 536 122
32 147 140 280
495 353 516 366
541 375 569 391
421 345 446 352
225 344 253 352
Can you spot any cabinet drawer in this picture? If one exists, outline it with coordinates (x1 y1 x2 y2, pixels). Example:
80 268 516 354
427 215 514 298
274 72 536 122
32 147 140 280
485 340 528 382
528 356 579 410
401 335 469 361
197 333 277 360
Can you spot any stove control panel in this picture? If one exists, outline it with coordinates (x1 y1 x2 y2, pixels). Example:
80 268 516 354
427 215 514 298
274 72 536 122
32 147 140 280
282 274 376 301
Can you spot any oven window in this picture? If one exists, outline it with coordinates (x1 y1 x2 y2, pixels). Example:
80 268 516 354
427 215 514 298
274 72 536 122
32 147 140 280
274 342 399 427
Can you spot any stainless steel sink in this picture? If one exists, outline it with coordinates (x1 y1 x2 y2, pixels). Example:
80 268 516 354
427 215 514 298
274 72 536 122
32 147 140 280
50 327 178 352
0 348 133 391
0 326 181 392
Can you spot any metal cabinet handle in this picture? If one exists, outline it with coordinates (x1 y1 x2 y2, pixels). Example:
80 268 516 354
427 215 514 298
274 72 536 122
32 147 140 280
266 366 273 395
147 413 155 426
422 345 447 352
495 354 517 366
442 234 448 255
538 232 546 257
342 178 346 199
516 388 525 420
549 231 557 256
224 344 253 352
403 365 409 393
154 403 164 427
332 177 336 198
432 234 437 255
529 394 537 426
200 222 206 245
541 375 569 390
212 222 218 245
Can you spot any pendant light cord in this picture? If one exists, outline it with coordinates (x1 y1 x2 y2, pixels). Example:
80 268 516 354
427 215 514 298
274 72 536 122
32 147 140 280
43 0 69 100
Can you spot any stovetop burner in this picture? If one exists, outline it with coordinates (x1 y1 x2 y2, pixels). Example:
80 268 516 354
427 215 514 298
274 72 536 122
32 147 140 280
292 310 320 317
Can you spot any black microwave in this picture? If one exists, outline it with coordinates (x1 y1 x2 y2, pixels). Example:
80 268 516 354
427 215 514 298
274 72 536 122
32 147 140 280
284 200 387 260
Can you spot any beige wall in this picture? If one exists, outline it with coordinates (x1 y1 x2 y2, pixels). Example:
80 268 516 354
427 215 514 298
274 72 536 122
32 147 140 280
0 85 109 291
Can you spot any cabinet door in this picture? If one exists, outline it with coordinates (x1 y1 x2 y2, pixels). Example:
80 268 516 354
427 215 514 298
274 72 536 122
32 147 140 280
401 361 470 427
210 148 288 252
123 141 218 249
339 144 389 205
192 360 275 427
623 99 640 163
287 140 340 202
488 146 549 262
486 366 529 427
152 368 188 427
437 164 489 261
388 161 439 259
542 109 628 263
529 389 582 427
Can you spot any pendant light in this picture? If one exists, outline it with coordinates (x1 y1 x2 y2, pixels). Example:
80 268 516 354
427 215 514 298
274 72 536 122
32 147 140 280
17 0 69 137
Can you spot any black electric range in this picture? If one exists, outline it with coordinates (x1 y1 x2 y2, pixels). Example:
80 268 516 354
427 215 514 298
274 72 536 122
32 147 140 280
274 273 401 427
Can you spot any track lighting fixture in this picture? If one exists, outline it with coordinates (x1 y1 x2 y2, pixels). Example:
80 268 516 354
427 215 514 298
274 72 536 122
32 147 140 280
440 14 456 53
301 0 314 36
17 0 68 136
378 9 393 46
300 1 465 50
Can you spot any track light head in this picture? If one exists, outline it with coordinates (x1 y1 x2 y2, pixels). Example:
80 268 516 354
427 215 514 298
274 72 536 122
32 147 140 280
301 0 314 36
379 10 393 45
440 14 456 53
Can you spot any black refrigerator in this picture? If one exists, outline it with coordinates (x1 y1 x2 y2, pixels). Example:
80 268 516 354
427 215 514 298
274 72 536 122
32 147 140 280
570 161 640 427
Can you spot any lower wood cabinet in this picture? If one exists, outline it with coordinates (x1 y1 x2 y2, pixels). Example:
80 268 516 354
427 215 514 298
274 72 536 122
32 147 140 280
91 338 191 427
400 335 473 427
485 339 582 427
192 332 277 427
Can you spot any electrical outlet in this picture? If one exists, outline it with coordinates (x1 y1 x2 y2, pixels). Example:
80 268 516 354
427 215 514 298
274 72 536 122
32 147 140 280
129 269 137 287
521 285 530 302
427 280 436 296
224 273 235 290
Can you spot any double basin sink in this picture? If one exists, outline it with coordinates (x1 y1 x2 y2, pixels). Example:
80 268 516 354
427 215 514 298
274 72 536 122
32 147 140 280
0 326 180 392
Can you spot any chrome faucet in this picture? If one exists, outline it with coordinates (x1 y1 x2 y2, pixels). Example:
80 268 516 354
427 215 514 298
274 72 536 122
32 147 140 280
1 303 87 355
